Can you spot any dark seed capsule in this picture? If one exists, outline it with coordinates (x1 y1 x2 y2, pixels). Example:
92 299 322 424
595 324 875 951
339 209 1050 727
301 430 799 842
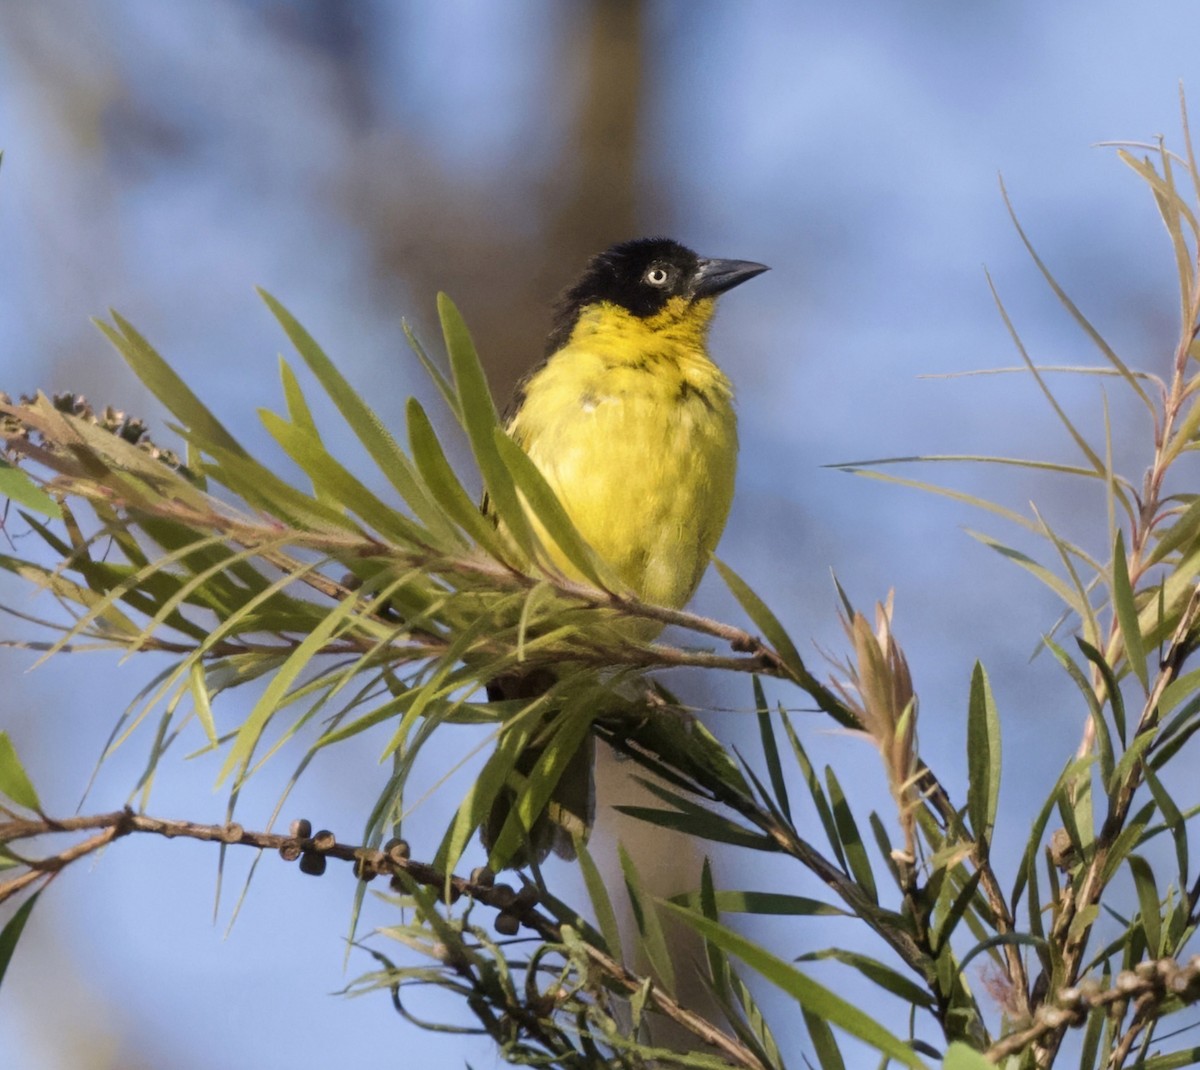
384 838 410 864
299 852 327 877
494 913 520 936
290 818 312 839
312 829 336 851
513 885 539 912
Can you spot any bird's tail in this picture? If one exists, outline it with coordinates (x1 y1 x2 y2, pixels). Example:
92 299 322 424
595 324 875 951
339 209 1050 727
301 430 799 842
481 672 596 868
481 731 595 869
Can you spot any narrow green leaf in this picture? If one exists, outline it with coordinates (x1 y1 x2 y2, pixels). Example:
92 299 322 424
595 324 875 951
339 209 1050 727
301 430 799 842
956 931 1048 975
737 756 790 828
438 293 535 557
0 732 40 812
260 409 430 545
932 868 983 954
0 893 40 989
403 320 461 421
629 977 652 1032
968 530 1084 613
1116 149 1198 324
276 357 336 506
490 708 597 867
1099 801 1157 885
216 579 356 786
1112 529 1149 691
803 1008 847 1070
0 460 60 518
659 902 929 1069
781 710 846 868
833 452 1116 482
671 889 849 918
313 686 424 751
1142 1049 1200 1070
1079 634 1127 748
714 559 855 727
1144 765 1188 891
575 837 622 960
725 963 787 1070
1179 88 1200 219
1028 834 1046 949
1106 725 1156 797
1077 1002 1105 1070
1163 389 1200 467
754 677 791 823
943 1042 995 1070
1011 755 1096 910
1151 713 1200 770
1054 776 1090 862
697 857 731 1006
382 610 515 762
713 558 804 678
868 812 903 889
999 182 1155 413
1050 638 1115 789
1158 662 1200 717
841 468 1041 534
614 805 777 851
204 441 362 534
795 948 935 1009
95 312 246 458
1128 854 1163 956
826 766 877 902
1031 501 1103 651
984 267 1112 476
1146 494 1200 567
257 289 452 537
438 722 522 877
966 662 1000 849
620 845 676 993
1065 748 1094 863
535 895 608 960
406 398 506 555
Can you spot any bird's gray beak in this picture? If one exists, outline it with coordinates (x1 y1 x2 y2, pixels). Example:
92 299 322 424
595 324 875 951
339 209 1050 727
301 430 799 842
692 257 769 299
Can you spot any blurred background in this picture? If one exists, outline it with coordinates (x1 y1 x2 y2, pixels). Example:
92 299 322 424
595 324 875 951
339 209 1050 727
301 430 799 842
1 1 1198 1067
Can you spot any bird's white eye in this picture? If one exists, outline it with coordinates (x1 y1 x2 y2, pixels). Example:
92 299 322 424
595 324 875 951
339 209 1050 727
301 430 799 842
645 265 671 287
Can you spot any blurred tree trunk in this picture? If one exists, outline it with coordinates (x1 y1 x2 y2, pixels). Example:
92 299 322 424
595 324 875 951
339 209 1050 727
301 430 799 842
347 0 649 397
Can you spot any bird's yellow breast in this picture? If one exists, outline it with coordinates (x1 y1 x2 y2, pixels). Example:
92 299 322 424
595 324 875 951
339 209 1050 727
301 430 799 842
508 298 737 612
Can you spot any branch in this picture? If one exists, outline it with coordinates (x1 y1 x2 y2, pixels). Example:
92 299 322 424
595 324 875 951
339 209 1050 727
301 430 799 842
0 809 766 1070
986 957 1200 1064
1038 589 1200 1064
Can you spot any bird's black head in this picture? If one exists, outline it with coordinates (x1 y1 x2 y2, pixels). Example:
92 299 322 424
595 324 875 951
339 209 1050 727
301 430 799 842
546 237 767 354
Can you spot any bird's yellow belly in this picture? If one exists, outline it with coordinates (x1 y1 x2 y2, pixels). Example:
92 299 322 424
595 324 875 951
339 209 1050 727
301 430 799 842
521 377 736 611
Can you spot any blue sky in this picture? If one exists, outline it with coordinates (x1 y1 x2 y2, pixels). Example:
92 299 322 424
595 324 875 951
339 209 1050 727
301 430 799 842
2 2 1199 1067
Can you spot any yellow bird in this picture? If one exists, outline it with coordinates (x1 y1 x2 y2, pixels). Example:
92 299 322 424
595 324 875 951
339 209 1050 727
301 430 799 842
483 237 767 867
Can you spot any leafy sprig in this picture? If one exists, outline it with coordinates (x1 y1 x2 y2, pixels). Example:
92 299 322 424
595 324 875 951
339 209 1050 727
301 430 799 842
3 98 1200 1068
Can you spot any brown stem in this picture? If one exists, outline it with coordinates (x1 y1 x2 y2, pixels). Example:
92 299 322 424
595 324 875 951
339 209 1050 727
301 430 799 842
915 762 1032 1024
